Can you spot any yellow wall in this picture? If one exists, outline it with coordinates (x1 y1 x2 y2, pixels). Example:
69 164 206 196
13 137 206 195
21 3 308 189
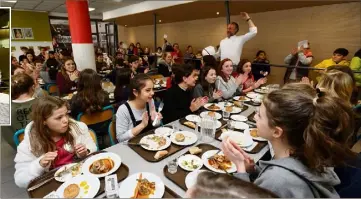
11 10 52 41
119 2 361 84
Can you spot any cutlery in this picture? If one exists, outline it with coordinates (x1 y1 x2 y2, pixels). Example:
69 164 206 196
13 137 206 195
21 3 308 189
208 149 222 160
152 102 164 126
123 142 150 147
27 176 55 191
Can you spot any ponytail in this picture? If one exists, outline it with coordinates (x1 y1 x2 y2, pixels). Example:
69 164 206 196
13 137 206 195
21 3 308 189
264 83 356 172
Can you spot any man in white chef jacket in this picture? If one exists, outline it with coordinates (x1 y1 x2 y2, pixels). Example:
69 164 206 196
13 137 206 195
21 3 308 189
216 12 257 66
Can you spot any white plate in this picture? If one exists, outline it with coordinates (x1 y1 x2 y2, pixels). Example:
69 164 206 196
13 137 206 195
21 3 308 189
200 111 222 120
56 175 100 198
214 120 222 129
178 154 203 171
204 103 224 111
118 172 165 198
54 163 82 182
233 96 250 102
154 127 173 137
185 115 201 123
244 128 267 142
246 93 259 99
82 152 121 178
185 170 207 189
170 131 198 146
139 134 171 151
230 121 249 130
201 150 237 174
220 131 254 148
231 115 248 122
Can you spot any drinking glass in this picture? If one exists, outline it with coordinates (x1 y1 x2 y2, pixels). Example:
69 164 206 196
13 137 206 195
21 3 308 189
222 110 231 121
200 116 216 143
172 123 179 134
167 159 178 174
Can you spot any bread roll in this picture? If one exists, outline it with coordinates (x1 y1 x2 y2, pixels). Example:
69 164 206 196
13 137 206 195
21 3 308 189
154 150 168 160
189 147 202 155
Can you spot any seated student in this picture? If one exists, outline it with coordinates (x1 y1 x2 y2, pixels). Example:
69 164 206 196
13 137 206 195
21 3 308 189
129 55 149 76
186 171 278 198
114 68 132 106
161 64 208 124
95 53 110 73
26 52 35 65
24 62 45 98
11 56 20 75
158 52 174 77
3 73 36 150
56 58 79 96
13 65 25 75
222 85 356 197
70 69 110 118
284 45 313 83
43 51 62 71
115 74 161 142
14 96 97 188
252 50 270 81
315 48 350 70
193 66 223 102
236 59 267 93
216 58 245 99
18 47 28 63
137 56 150 73
349 49 361 97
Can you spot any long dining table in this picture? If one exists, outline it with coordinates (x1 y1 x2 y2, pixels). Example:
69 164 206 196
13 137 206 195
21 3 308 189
100 103 270 198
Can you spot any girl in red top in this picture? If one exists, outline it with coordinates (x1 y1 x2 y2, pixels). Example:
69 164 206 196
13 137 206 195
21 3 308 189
56 58 79 96
236 59 267 93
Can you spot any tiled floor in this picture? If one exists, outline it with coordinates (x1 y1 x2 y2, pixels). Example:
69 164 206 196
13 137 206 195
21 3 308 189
1 134 28 198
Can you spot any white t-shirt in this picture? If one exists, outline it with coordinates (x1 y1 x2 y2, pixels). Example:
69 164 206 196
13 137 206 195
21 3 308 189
219 27 258 65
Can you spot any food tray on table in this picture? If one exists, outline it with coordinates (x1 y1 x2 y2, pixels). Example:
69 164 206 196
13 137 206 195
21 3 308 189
248 111 256 123
128 129 189 162
244 101 261 106
163 143 218 191
27 152 129 198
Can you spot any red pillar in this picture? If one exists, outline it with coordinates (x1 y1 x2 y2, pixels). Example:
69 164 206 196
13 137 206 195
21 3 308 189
66 0 95 71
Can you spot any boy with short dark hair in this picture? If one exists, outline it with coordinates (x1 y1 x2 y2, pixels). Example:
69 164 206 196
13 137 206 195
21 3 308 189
315 48 350 69
161 64 208 124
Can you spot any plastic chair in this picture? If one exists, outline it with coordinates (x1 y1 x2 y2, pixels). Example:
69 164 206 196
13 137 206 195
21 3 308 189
76 105 114 126
108 120 118 146
46 83 59 96
13 129 25 147
88 128 99 151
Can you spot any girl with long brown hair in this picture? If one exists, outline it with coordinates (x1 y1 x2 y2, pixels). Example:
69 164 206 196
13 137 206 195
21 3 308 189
69 69 110 118
236 59 267 93
56 58 79 95
193 66 223 102
221 83 356 197
215 58 245 99
14 96 97 188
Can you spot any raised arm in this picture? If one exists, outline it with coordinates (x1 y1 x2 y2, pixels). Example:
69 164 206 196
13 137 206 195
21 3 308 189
240 12 257 42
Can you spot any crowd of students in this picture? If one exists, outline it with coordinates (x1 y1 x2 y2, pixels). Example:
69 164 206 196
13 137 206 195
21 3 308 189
6 19 361 198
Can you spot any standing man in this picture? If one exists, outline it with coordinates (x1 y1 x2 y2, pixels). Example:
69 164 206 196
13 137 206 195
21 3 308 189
216 12 257 65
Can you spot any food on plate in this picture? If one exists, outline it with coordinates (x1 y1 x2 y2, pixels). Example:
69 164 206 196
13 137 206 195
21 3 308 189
159 80 164 85
208 154 232 171
184 121 196 129
154 150 168 160
238 96 246 101
208 104 220 111
189 147 202 155
89 158 114 174
181 159 200 170
148 135 167 148
233 101 243 108
68 93 73 98
63 184 80 198
132 173 156 198
250 129 259 137
207 111 216 117
225 106 233 112
175 133 185 142
71 164 81 176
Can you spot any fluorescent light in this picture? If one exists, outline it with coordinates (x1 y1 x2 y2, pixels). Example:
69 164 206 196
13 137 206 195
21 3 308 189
216 12 219 15
159 20 162 22
5 1 17 3
89 7 95 11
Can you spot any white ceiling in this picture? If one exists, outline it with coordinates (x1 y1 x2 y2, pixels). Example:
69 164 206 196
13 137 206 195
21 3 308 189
0 0 144 17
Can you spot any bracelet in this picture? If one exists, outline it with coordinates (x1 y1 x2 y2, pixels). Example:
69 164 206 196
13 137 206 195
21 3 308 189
246 18 251 22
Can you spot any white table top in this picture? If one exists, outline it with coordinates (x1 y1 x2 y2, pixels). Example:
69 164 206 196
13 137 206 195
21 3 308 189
102 103 269 198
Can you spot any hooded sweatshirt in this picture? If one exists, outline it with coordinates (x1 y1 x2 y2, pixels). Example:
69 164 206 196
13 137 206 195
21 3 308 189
234 157 340 198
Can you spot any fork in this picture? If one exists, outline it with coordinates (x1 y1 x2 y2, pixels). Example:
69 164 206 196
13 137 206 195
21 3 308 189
152 102 164 126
